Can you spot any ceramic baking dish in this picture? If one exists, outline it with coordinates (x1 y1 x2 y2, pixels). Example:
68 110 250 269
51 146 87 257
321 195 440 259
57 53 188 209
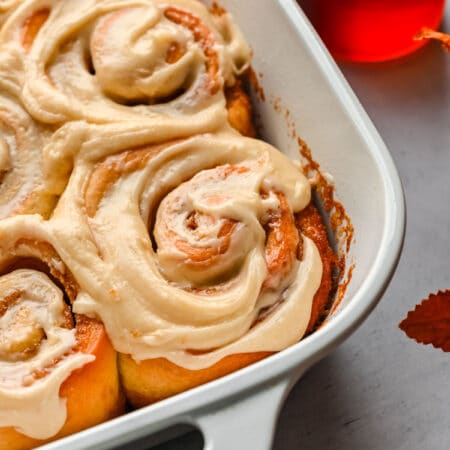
38 1 405 449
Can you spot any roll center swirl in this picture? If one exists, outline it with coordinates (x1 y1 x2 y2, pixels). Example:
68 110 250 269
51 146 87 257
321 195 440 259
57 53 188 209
154 164 254 285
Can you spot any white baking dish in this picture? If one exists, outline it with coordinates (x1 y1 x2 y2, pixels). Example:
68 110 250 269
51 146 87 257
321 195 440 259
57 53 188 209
38 1 405 449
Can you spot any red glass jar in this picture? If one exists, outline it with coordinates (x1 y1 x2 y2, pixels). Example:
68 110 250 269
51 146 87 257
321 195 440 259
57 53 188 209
298 0 446 62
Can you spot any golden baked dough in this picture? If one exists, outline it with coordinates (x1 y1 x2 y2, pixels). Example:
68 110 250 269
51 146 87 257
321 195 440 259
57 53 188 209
226 79 256 137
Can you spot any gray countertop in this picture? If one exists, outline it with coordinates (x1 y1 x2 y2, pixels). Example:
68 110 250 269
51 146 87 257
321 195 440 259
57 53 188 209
151 9 450 450
273 16 450 450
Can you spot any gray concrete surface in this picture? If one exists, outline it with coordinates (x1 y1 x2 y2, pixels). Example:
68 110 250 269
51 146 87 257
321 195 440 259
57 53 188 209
148 9 450 450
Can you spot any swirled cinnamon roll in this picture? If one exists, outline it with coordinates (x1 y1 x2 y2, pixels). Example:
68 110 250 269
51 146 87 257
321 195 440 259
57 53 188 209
1 0 252 135
0 215 123 449
49 132 335 405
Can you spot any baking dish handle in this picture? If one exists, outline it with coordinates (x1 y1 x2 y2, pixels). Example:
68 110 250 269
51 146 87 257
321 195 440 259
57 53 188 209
193 377 293 450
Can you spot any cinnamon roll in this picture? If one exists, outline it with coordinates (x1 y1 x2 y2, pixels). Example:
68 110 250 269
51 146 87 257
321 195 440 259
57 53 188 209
48 132 335 405
0 215 123 449
1 0 253 135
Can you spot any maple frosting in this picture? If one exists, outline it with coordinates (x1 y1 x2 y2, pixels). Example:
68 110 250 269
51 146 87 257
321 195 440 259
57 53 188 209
0 215 93 439
48 132 323 370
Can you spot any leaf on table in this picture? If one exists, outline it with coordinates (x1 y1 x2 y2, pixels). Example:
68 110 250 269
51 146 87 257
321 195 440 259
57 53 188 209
414 27 450 52
399 290 450 352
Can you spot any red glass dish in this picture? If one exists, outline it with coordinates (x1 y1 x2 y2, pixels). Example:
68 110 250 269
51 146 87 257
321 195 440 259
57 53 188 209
298 0 446 62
